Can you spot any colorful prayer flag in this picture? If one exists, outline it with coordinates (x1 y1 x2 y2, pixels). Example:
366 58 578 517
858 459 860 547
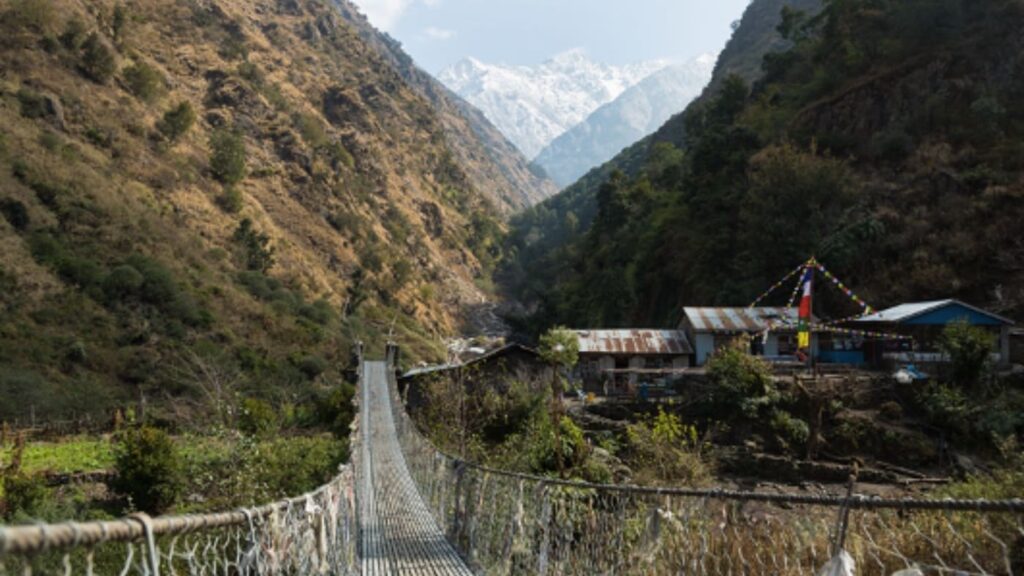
797 267 813 350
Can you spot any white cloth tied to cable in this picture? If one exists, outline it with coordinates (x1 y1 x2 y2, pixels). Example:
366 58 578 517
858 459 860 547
816 550 855 576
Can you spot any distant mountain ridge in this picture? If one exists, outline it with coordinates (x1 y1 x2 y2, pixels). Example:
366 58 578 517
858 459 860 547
439 50 670 159
533 55 715 187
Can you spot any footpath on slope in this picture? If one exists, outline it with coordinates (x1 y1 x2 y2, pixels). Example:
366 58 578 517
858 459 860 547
357 360 474 576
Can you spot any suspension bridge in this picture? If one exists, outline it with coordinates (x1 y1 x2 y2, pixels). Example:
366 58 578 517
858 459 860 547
1 344 1022 575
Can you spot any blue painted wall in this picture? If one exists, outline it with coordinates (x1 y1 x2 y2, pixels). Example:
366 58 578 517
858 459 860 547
818 350 865 365
904 304 1007 326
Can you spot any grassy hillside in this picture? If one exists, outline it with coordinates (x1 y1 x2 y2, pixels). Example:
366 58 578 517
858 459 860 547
502 0 1024 332
0 0 508 423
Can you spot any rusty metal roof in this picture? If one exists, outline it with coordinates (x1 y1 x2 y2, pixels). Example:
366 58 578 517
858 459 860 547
573 330 693 355
681 307 803 333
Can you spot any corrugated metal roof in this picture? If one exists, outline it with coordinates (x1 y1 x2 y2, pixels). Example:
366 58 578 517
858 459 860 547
682 307 800 333
574 329 693 355
854 299 1013 324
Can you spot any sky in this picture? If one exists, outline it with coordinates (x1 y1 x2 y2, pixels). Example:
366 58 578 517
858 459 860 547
349 0 753 73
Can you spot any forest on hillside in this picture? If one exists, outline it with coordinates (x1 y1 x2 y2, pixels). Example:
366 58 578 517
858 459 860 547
500 0 1024 333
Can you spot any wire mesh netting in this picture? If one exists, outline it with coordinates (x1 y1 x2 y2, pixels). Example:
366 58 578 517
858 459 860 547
2 352 1022 576
385 356 1024 575
0 466 357 575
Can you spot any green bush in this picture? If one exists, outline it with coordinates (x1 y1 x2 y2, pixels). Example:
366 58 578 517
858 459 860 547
919 383 973 438
256 436 347 498
232 218 274 272
1 473 47 520
79 32 117 84
123 61 164 102
939 320 995 388
706 337 778 419
316 382 356 438
102 264 144 301
297 355 327 380
209 129 246 185
238 397 279 438
217 186 243 213
112 426 182 513
625 407 710 485
157 101 196 142
770 409 810 451
0 198 29 230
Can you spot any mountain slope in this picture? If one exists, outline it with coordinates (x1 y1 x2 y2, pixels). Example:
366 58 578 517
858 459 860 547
330 0 557 211
0 0 509 421
439 51 669 158
533 55 714 187
501 0 824 316
503 0 1024 332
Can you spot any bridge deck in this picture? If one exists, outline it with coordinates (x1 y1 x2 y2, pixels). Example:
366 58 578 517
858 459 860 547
358 361 473 576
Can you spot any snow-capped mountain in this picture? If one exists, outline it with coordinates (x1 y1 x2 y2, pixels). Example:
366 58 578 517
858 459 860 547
438 50 670 158
533 54 716 187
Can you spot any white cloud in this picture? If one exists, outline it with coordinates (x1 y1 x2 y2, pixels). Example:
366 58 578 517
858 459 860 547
352 0 440 31
424 26 455 40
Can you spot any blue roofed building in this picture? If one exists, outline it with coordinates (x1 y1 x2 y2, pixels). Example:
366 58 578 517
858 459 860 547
848 299 1015 367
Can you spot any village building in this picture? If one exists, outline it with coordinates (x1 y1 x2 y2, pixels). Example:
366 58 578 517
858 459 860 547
679 307 819 366
848 299 1014 367
573 329 692 394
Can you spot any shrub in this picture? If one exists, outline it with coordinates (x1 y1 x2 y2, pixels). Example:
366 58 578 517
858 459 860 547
0 199 29 230
919 383 973 438
217 186 244 213
16 88 48 119
316 382 356 438
209 129 246 185
157 101 196 142
706 336 778 419
238 397 279 438
297 355 327 380
939 320 995 388
65 340 87 364
102 264 144 301
1 473 47 519
295 112 328 149
879 400 903 421
79 32 117 84
123 61 163 102
59 16 86 49
112 426 182 513
232 218 274 272
111 3 127 45
236 61 263 86
626 409 710 485
256 436 347 497
770 409 810 450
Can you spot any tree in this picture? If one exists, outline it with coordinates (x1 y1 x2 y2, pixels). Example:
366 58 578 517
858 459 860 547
209 129 247 185
538 326 579 477
939 320 995 389
157 101 196 142
79 32 116 84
